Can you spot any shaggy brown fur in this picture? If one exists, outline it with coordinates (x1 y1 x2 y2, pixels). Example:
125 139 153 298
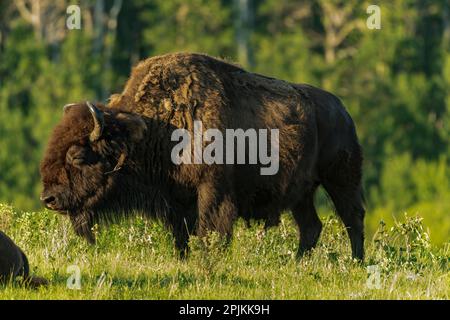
0 231 48 287
40 53 365 259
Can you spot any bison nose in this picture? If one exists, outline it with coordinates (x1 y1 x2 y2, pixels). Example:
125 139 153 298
40 194 57 208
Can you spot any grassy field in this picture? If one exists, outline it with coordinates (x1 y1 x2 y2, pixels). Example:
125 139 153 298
0 203 448 300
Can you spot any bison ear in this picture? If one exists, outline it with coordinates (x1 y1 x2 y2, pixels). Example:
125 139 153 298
116 112 147 142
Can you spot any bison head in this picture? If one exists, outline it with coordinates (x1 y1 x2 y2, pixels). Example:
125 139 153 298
39 102 147 242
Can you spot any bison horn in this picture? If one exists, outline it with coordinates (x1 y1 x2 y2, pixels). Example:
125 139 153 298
86 101 104 142
63 103 77 113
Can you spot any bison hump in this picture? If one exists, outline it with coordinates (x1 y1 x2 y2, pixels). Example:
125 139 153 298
111 53 229 131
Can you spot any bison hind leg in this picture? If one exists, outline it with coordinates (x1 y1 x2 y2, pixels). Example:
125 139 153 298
292 183 322 258
321 146 365 260
323 184 365 260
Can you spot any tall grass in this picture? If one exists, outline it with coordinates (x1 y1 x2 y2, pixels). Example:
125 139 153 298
0 204 448 299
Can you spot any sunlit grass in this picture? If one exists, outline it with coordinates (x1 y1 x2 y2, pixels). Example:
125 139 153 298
0 204 448 299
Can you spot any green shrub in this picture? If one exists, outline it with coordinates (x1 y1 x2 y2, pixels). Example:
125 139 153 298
369 214 448 274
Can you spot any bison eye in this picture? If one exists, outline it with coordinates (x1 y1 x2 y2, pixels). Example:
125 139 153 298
71 157 85 166
66 146 87 167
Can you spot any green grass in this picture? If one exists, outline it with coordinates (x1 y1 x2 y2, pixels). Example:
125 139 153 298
0 203 448 299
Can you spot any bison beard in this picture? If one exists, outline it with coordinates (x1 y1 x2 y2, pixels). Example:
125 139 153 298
70 211 95 244
40 53 366 260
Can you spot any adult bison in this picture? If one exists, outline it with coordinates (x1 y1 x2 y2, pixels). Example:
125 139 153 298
40 53 365 259
0 231 47 287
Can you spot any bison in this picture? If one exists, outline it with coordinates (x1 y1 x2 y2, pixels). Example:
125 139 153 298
0 231 47 287
40 53 365 260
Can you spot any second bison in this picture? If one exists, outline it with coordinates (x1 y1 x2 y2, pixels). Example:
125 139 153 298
40 53 365 259
0 231 47 287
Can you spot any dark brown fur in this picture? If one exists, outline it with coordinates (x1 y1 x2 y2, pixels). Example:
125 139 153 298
0 231 48 287
40 53 365 259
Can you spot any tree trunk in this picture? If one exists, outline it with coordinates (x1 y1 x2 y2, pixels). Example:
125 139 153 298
235 0 253 68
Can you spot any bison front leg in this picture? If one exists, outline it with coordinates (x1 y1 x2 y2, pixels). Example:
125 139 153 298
196 180 238 240
166 206 197 259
